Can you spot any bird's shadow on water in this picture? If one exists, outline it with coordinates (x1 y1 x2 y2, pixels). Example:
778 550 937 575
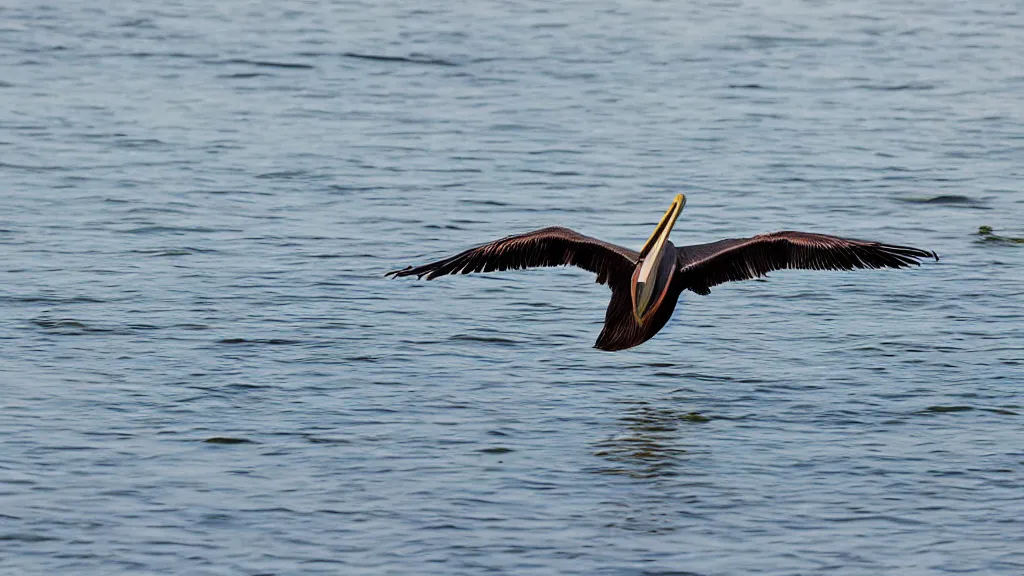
592 398 710 481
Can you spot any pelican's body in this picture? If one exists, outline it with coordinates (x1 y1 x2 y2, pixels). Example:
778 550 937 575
387 195 937 351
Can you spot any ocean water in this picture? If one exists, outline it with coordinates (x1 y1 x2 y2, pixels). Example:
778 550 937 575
1 1 1022 574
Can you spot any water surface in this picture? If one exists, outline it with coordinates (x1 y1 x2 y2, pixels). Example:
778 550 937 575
2 1 1023 574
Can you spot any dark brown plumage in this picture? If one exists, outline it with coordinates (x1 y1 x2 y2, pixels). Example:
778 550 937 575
386 227 638 287
674 231 939 296
387 201 938 351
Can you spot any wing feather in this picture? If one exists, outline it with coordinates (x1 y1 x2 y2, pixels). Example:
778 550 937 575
386 226 638 287
677 231 937 294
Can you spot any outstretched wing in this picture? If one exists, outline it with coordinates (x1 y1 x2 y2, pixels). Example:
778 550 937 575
676 231 938 294
386 226 638 287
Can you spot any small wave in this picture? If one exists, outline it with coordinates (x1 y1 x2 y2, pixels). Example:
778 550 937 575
923 405 974 413
0 533 57 543
218 72 270 79
459 199 509 207
131 247 217 257
0 161 68 172
828 514 925 526
120 225 231 234
31 318 113 334
981 407 1018 415
124 51 201 60
449 334 519 345
896 194 985 206
343 52 458 67
115 18 155 28
113 138 166 149
304 436 351 445
211 58 315 70
175 323 211 331
256 170 313 180
6 295 106 304
203 437 255 444
740 34 830 47
217 338 301 345
857 83 935 91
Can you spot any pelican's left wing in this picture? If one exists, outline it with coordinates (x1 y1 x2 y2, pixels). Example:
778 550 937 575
387 226 638 287
676 231 937 295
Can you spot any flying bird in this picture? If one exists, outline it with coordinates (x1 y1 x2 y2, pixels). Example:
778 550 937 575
387 195 937 351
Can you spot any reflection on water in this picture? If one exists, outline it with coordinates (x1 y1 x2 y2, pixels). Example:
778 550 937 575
594 399 710 480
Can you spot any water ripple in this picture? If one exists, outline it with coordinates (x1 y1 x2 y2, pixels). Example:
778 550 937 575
1 0 1021 574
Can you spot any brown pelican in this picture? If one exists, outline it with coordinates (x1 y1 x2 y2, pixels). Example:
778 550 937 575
387 194 937 351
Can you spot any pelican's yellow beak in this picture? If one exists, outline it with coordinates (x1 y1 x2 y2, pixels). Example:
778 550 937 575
639 194 685 259
633 194 685 325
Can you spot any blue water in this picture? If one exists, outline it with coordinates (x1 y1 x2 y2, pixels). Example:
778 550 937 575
2 1 1023 574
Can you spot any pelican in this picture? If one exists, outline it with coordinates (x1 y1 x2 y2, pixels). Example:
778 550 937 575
387 194 937 351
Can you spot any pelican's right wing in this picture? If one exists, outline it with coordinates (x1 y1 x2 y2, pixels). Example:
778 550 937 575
386 226 638 287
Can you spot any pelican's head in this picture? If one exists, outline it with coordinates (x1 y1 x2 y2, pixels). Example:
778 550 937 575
631 194 685 325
